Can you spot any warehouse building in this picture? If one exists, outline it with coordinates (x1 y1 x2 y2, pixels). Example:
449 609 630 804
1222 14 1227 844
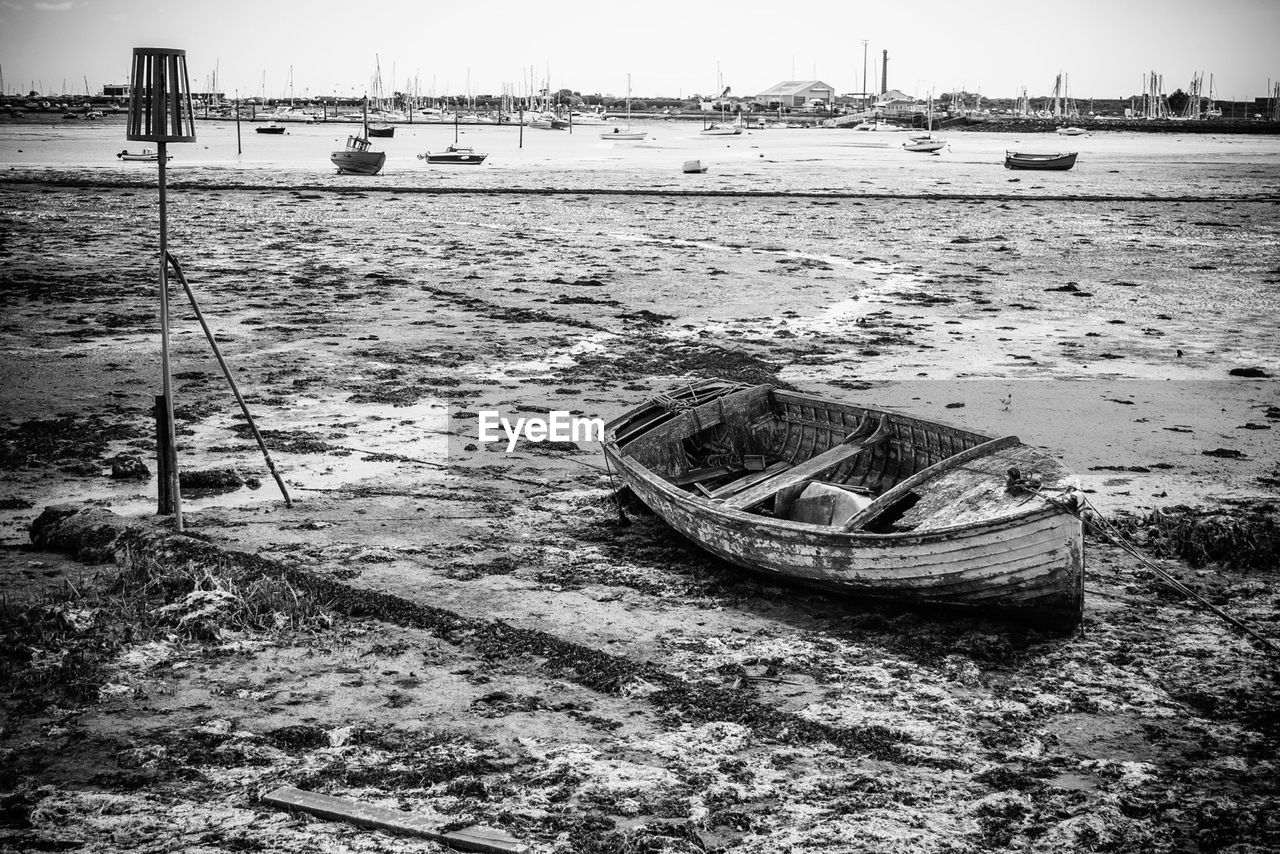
754 80 837 110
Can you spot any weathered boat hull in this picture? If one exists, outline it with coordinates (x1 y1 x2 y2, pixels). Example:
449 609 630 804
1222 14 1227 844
604 382 1084 625
1004 151 1078 170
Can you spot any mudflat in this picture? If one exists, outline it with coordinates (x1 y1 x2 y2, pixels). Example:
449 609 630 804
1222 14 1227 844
1 170 1277 852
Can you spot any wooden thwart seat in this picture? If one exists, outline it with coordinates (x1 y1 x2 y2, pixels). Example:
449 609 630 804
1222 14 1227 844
708 460 791 498
722 414 891 511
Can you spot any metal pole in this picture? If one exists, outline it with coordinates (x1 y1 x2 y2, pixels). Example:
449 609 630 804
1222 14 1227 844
155 394 171 515
235 92 241 154
167 253 292 508
861 40 868 114
519 107 523 148
157 141 183 531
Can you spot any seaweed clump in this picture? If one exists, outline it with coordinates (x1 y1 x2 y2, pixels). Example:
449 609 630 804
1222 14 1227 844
3 506 332 711
1110 503 1279 571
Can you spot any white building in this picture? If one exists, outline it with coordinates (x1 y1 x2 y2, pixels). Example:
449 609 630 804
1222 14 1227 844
876 88 920 118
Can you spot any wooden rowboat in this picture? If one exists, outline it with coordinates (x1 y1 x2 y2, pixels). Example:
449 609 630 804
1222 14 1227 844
604 381 1084 626
1004 150 1078 171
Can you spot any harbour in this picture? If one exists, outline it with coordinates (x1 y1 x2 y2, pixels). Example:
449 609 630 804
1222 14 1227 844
1 6 1279 852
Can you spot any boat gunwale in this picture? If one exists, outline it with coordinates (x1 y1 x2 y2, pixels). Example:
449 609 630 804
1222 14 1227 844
768 387 990 443
605 448 1069 542
603 383 1073 542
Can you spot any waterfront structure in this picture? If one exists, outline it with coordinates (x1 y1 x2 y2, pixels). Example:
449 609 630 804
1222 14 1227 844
754 80 836 110
876 89 917 119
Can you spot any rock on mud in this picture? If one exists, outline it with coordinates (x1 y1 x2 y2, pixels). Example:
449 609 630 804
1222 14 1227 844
29 504 132 563
179 468 261 493
109 454 150 480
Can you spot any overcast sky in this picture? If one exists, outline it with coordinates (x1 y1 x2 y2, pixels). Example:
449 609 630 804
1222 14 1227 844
1 0 1276 101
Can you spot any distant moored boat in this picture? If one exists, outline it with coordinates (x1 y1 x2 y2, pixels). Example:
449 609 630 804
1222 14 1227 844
331 135 386 174
418 144 487 165
330 97 386 175
1004 150 1078 171
600 73 647 141
117 148 171 162
902 93 946 153
700 122 741 136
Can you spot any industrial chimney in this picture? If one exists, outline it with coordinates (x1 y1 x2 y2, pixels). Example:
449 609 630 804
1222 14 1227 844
881 50 888 95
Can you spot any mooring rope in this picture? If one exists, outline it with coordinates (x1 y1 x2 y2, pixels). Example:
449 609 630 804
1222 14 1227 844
599 444 630 526
1008 472 1279 658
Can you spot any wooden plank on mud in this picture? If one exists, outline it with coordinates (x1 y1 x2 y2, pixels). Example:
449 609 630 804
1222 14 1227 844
262 786 529 853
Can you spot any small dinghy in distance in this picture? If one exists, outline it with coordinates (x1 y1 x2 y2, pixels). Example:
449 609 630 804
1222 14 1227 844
1005 150 1078 171
419 145 488 165
604 380 1084 626
902 136 945 153
117 148 171 162
902 93 946 153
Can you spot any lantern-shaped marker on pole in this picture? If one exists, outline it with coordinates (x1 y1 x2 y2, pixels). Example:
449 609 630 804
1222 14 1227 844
128 47 195 531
